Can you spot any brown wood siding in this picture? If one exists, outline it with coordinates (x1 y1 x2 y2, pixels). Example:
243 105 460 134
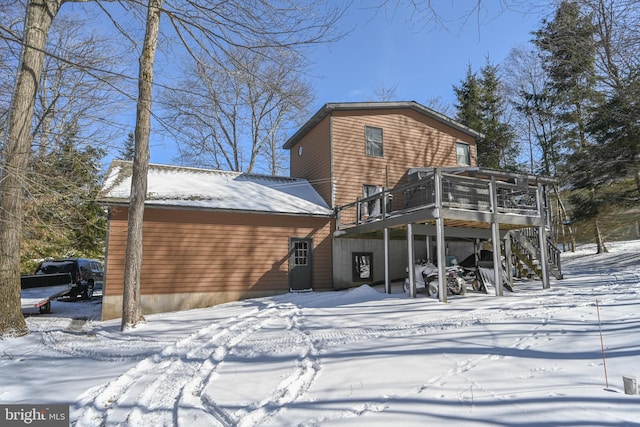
104 207 333 298
331 109 477 207
289 116 332 206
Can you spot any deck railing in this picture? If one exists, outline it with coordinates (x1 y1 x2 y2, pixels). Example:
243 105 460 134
336 170 542 230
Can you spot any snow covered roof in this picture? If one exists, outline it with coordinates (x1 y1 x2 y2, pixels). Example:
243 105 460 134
99 161 333 216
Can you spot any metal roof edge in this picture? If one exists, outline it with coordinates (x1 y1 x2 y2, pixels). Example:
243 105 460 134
100 201 334 218
108 160 309 183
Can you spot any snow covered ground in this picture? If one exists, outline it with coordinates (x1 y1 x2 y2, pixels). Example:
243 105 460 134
2 240 640 426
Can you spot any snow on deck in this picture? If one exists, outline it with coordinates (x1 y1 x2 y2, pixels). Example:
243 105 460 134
100 161 332 216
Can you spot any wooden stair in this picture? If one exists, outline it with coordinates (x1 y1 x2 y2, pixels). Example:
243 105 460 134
510 229 563 280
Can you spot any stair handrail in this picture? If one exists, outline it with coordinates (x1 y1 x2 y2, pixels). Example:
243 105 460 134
511 228 563 279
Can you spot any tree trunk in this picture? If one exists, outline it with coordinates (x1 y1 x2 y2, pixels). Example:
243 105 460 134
595 219 608 254
553 185 577 252
0 0 62 338
121 0 162 330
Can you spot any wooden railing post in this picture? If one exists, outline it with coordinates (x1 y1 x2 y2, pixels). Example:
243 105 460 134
434 168 442 210
382 190 387 217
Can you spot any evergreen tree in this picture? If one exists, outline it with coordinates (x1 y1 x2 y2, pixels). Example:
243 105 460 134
454 62 516 170
454 65 484 134
119 131 136 161
478 61 517 169
533 0 607 252
533 0 599 150
588 74 640 196
22 120 107 272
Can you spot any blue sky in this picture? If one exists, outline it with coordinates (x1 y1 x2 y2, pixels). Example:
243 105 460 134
307 1 548 111
149 1 550 165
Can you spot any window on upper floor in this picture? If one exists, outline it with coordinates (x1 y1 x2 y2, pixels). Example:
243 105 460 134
456 142 470 166
365 126 383 157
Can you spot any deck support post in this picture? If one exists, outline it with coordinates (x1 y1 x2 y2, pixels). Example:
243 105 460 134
537 183 551 289
434 168 447 302
538 225 550 289
407 223 416 298
384 227 391 294
491 222 503 296
490 176 503 296
436 216 447 303
504 232 514 290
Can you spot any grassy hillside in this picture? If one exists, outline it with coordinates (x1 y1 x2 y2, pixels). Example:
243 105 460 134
553 178 640 246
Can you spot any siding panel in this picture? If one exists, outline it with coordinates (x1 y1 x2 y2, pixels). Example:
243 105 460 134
104 208 333 305
331 109 477 208
289 116 332 205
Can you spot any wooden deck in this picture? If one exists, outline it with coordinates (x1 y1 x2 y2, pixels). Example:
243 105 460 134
334 168 559 301
335 168 548 237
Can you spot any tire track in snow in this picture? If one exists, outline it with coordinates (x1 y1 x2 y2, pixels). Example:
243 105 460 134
230 304 322 427
69 274 637 425
238 298 581 350
71 302 294 426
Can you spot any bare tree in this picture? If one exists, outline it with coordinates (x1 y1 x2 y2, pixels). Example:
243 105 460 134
121 0 162 330
0 5 128 274
503 45 561 176
164 46 313 173
423 97 454 117
1 2 131 337
581 0 640 94
33 15 127 154
0 0 348 336
503 44 581 252
0 0 66 337
373 82 399 102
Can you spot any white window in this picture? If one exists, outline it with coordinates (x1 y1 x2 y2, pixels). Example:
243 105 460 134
456 142 470 166
365 126 383 157
293 240 309 266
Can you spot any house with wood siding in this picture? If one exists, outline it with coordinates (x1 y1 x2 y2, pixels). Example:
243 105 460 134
99 163 334 320
99 101 560 320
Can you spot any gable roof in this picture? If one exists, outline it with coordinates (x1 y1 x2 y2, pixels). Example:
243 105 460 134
99 160 333 216
283 101 484 149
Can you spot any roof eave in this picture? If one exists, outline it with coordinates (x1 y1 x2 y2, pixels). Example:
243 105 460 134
282 101 484 149
100 200 334 218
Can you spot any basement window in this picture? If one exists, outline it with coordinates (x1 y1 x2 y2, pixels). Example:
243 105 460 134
353 252 373 281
